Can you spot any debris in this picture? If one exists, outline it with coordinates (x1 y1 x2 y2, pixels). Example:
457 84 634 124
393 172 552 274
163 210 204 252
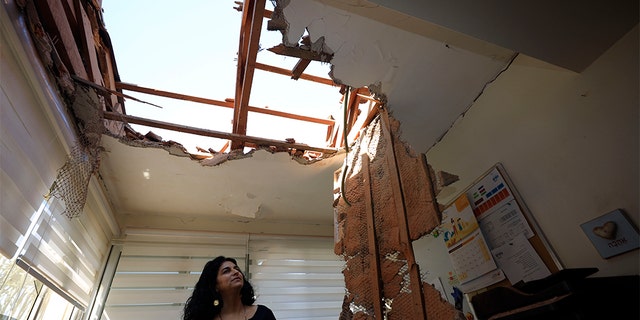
196 146 210 153
144 131 163 142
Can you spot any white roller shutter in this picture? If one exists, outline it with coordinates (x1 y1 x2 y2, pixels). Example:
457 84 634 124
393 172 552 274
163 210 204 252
16 180 117 309
105 231 345 320
249 235 344 320
0 27 66 259
104 230 249 320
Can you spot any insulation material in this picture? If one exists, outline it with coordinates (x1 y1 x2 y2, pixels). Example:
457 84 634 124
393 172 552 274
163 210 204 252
334 113 462 319
48 86 104 219
47 143 99 219
387 116 441 241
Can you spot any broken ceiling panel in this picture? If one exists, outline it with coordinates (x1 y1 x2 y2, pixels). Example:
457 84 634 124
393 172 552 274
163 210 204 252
99 135 344 234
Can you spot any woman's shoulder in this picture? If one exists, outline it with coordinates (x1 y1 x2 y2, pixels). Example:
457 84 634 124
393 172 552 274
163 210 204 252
251 304 276 320
257 304 273 310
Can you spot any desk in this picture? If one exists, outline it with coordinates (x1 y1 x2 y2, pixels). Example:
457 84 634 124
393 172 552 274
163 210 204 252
471 269 639 320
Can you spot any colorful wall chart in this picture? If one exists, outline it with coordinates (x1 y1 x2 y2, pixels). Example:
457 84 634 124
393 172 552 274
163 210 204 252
442 194 502 290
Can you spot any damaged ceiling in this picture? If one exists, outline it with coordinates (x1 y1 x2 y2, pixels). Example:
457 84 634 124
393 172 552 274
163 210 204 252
99 135 344 234
95 0 517 235
11 0 636 235
100 0 636 235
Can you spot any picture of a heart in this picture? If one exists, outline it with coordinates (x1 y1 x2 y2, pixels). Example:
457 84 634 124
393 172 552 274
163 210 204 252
593 221 617 240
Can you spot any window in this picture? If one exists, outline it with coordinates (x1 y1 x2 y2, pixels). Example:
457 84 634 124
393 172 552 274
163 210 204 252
0 255 82 320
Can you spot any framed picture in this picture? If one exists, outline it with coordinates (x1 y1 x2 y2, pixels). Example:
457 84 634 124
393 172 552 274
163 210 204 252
580 209 639 259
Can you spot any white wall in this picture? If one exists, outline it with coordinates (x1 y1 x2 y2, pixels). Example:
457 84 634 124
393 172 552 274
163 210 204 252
423 25 639 277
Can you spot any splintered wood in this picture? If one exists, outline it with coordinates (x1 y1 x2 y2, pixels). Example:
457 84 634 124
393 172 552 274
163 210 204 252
334 111 462 320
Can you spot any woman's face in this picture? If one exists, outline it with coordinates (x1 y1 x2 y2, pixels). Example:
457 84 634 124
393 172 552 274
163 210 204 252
215 260 244 293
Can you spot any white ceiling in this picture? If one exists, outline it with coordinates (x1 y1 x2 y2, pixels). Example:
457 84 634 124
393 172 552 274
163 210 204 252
100 135 344 236
366 0 639 72
99 0 637 236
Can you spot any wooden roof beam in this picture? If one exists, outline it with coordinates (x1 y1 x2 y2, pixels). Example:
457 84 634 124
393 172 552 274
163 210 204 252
103 111 338 154
291 58 312 80
115 82 334 126
232 0 267 150
327 86 378 148
74 0 102 84
268 44 333 62
346 87 363 133
37 0 88 79
254 62 335 86
233 1 272 18
116 82 233 108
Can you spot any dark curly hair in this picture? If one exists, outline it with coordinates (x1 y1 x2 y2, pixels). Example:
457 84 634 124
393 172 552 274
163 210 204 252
182 256 256 320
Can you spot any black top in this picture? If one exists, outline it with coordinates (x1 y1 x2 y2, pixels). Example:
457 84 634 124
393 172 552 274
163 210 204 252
250 305 276 320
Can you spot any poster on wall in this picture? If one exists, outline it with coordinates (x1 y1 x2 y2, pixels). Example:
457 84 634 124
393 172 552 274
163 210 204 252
441 194 504 292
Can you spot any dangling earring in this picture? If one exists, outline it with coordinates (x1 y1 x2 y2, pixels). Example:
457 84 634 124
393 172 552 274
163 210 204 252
213 299 220 307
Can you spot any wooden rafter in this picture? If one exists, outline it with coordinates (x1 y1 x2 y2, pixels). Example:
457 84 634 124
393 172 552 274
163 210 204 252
38 0 88 79
362 153 384 319
379 109 428 318
346 87 362 134
291 58 312 80
28 0 348 156
327 87 368 148
360 102 381 132
115 82 334 126
74 0 101 84
325 88 375 148
268 44 333 62
232 0 267 150
233 1 272 18
117 82 233 108
254 62 334 86
103 111 338 154
72 76 162 108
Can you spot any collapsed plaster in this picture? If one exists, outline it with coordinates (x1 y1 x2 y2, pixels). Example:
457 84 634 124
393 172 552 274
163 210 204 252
108 129 332 168
278 0 408 90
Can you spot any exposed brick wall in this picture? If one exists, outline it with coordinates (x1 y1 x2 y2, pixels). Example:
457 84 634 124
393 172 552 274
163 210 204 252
424 283 464 320
334 113 462 319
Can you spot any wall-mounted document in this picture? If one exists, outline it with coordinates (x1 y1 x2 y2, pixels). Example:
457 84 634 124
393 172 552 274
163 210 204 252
491 234 551 283
441 194 504 292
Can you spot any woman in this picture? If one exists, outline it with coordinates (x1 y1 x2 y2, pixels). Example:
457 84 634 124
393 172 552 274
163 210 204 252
183 256 276 320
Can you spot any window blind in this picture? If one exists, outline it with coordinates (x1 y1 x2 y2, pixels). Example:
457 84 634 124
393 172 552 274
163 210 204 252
0 169 40 259
104 231 346 320
0 60 62 259
16 180 116 309
249 235 345 320
104 230 249 320
0 2 71 259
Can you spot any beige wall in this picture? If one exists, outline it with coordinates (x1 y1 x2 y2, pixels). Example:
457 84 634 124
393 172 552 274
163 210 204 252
423 25 639 277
